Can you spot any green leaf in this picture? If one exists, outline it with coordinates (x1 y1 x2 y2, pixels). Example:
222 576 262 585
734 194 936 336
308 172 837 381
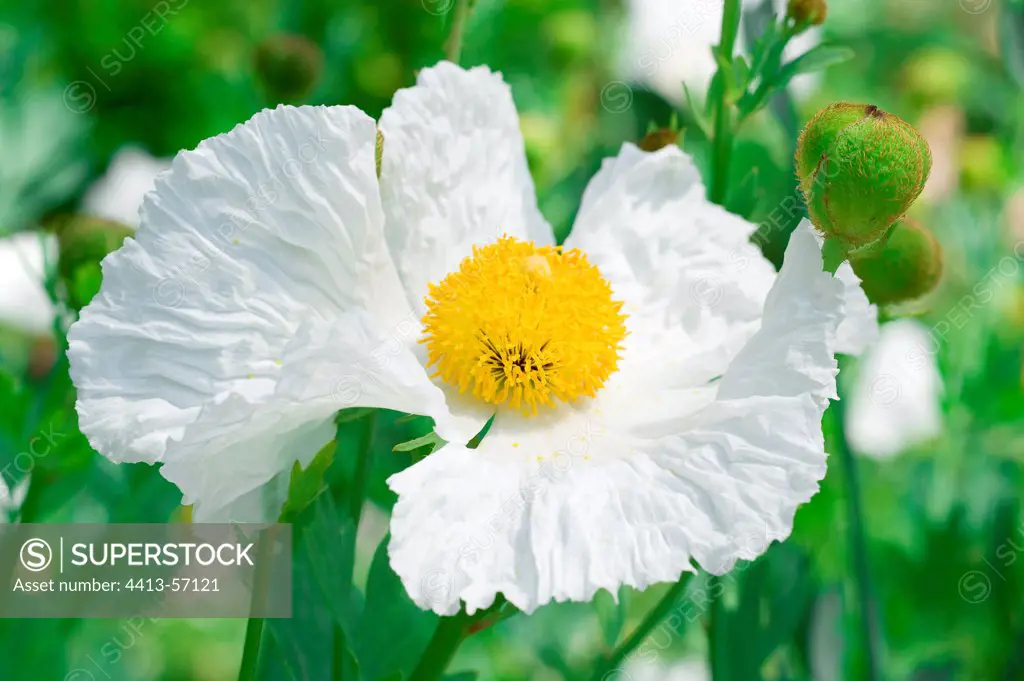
356 534 439 681
748 19 781 78
442 674 479 681
306 494 361 628
279 439 336 523
732 54 751 96
336 407 378 423
593 588 626 649
392 431 446 454
737 27 834 122
776 44 855 88
538 645 575 678
266 493 362 680
757 546 815 663
725 162 761 220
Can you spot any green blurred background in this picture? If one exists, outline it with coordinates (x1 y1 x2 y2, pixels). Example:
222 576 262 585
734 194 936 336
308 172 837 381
1 0 1023 679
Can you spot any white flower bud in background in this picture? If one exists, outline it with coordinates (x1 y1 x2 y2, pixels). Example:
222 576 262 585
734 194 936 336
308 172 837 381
82 145 170 228
0 232 57 336
845 319 943 458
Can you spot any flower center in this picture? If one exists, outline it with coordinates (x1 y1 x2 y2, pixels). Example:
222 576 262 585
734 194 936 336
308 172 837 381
422 236 627 414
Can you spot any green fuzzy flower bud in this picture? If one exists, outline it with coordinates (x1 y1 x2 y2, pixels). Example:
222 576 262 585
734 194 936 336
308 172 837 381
849 218 943 305
796 103 932 248
254 34 324 103
787 0 827 26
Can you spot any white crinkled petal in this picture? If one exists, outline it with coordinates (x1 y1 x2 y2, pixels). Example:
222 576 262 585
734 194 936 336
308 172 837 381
378 61 555 316
835 261 879 355
845 318 943 458
160 394 337 522
801 219 879 356
387 222 844 614
69 105 465 521
273 312 487 445
565 142 778 377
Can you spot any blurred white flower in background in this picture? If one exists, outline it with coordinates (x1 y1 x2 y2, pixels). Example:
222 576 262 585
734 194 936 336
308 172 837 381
845 319 943 458
620 0 820 105
0 475 29 522
0 231 57 335
623 657 710 681
82 146 170 228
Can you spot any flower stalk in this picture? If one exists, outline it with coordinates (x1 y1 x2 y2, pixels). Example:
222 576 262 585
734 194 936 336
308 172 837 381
334 410 378 680
588 573 695 680
708 0 742 205
829 392 882 681
409 613 473 681
444 0 477 65
236 617 265 681
409 597 509 681
236 530 278 681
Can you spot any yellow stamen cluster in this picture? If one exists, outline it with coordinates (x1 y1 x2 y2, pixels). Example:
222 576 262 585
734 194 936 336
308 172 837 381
422 236 627 414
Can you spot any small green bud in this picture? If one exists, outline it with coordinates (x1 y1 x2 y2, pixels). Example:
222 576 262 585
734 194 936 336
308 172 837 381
254 34 323 103
638 127 680 152
787 0 827 26
796 103 932 248
543 11 598 65
849 218 943 305
960 135 1010 192
902 47 970 106
28 335 58 381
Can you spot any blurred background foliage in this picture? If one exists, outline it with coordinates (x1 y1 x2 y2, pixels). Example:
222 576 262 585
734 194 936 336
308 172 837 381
1 0 1023 679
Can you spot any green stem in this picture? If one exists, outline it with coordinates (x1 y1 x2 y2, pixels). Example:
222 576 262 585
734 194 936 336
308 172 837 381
589 574 695 680
332 624 347 680
829 401 882 681
738 21 800 125
444 0 476 65
334 411 377 680
347 411 378 527
707 576 723 679
408 614 472 681
719 0 742 55
236 526 279 681
236 617 265 681
709 0 742 205
408 598 514 681
710 98 734 205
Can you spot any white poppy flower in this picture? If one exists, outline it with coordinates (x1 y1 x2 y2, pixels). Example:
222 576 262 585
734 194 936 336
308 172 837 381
68 62 867 611
844 319 942 458
82 146 170 228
